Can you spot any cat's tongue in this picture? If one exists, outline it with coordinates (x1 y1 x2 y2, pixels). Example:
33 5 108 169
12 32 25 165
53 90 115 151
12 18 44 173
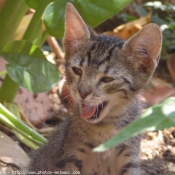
81 105 97 119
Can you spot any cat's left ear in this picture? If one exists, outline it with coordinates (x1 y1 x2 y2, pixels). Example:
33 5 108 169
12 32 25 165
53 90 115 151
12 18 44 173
63 3 91 55
123 23 162 73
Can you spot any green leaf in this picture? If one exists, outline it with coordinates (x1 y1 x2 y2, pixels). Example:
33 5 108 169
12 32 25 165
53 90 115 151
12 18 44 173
0 0 28 51
25 0 52 10
44 0 68 38
0 103 47 146
44 0 133 38
94 97 175 152
74 0 133 27
4 101 39 150
25 0 39 10
2 40 59 93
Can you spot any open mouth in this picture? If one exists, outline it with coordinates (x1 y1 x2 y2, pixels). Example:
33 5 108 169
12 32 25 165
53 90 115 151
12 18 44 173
81 102 107 121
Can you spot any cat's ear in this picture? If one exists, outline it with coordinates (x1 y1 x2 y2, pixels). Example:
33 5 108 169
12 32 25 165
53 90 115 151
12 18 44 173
123 23 162 73
63 3 90 54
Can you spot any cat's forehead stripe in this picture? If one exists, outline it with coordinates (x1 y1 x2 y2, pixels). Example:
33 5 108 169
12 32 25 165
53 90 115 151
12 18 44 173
79 57 85 66
87 41 108 64
88 37 124 66
97 43 119 66
87 42 97 65
78 36 125 69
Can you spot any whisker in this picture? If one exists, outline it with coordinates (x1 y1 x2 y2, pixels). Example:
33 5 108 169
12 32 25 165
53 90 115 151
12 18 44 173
68 98 73 105
99 99 103 109
94 101 99 124
63 94 71 99
128 96 139 109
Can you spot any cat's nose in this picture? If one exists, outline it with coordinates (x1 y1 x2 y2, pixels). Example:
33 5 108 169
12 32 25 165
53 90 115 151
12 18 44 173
78 87 90 99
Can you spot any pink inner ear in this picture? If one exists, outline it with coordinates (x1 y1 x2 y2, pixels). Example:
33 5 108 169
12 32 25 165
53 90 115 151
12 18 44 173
142 56 152 65
63 3 90 51
124 24 162 60
134 24 162 61
123 24 162 73
65 17 89 42
136 35 161 62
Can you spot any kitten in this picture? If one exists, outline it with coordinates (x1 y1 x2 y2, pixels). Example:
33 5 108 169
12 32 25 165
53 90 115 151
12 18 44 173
28 3 162 175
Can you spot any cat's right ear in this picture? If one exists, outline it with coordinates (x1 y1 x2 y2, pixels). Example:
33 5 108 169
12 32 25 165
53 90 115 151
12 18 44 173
63 3 90 55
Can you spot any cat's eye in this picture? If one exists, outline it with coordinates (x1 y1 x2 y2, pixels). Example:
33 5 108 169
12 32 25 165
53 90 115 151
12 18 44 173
72 67 82 76
101 77 114 83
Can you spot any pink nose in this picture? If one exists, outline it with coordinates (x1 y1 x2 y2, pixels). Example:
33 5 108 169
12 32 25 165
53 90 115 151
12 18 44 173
78 88 90 99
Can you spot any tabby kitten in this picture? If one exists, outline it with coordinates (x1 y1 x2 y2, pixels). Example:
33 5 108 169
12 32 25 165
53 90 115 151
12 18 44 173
29 3 162 175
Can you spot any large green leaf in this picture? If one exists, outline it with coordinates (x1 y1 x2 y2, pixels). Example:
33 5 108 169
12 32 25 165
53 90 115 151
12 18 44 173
4 101 40 149
44 0 67 38
0 103 47 146
2 40 59 93
94 97 175 152
0 0 28 51
44 0 133 38
74 0 133 27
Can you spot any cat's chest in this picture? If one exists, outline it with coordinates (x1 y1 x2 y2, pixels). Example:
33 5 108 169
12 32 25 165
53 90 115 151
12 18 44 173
84 122 119 144
74 147 122 175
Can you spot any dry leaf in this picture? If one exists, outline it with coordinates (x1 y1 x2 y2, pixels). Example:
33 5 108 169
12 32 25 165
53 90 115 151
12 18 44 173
140 77 175 105
168 162 175 173
104 12 151 39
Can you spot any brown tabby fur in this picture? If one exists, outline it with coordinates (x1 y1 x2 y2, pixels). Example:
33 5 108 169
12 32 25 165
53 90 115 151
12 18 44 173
28 3 162 175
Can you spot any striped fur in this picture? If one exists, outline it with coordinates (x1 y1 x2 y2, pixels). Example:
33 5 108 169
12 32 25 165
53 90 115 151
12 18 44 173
28 3 162 175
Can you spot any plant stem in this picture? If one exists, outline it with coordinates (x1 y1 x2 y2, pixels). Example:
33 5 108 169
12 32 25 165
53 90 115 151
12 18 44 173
0 75 19 102
39 30 48 47
0 70 7 77
47 36 64 60
23 0 51 42
0 0 28 102
4 101 40 149
0 103 47 145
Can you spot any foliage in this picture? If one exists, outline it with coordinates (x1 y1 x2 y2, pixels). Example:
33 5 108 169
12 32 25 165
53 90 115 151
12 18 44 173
0 0 134 148
2 40 59 93
0 0 28 51
0 0 174 151
0 102 47 149
144 1 175 54
0 0 134 99
43 0 133 38
118 1 175 55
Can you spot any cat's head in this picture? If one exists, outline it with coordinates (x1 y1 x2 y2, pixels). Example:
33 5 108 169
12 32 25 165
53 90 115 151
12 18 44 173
63 3 162 124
